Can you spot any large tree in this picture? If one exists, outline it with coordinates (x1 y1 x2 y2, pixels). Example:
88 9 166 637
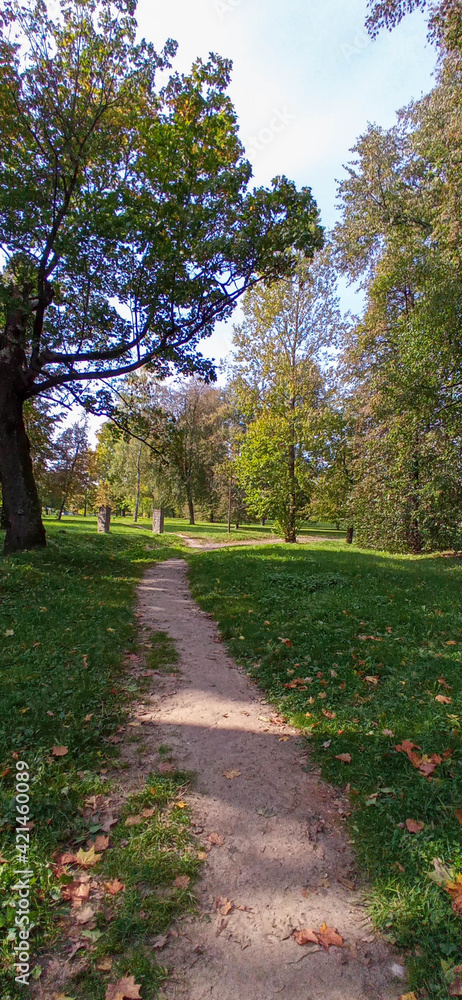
0 0 322 553
231 252 344 542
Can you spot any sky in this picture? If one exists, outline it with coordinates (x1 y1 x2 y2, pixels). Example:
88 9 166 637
133 0 437 370
82 0 437 440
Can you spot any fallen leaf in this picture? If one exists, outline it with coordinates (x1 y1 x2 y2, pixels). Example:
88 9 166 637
97 957 113 971
4 629 14 637
62 881 90 907
105 977 142 1000
322 710 336 719
101 814 118 833
317 922 344 951
382 729 394 737
173 875 191 888
93 835 110 851
436 694 452 705
124 815 144 827
405 819 424 833
398 994 418 1000
74 904 94 925
335 754 351 764
104 879 125 895
448 964 462 996
84 713 93 722
365 676 379 685
208 833 225 846
446 640 457 645
278 637 293 647
220 898 234 915
438 677 452 690
74 847 102 868
153 933 168 949
174 800 187 809
52 745 69 757
455 810 462 825
0 855 8 864
446 874 462 915
293 928 319 946
222 769 241 780
141 808 155 818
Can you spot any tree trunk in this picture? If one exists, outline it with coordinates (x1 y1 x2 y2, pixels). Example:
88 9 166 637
286 438 297 543
346 525 354 544
133 445 142 523
228 480 232 534
0 381 46 553
187 493 195 525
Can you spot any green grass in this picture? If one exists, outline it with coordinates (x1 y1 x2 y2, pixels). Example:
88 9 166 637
187 540 462 998
65 513 345 544
0 517 201 999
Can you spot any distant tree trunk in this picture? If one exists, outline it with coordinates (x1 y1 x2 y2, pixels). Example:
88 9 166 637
346 525 354 544
407 453 422 554
286 395 297 543
261 517 266 526
133 445 142 523
186 488 195 525
58 439 82 521
84 496 87 517
210 509 214 523
235 522 239 530
0 376 46 553
228 480 232 534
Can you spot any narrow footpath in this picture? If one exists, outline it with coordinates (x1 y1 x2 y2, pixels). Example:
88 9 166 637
137 558 405 1000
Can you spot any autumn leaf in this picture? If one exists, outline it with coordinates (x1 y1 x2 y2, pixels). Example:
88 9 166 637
317 923 344 951
74 904 94 925
74 846 102 868
448 964 462 996
365 676 379 685
399 994 418 1000
152 933 169 949
436 694 452 705
382 729 394 737
104 879 125 895
278 637 292 647
124 815 144 827
455 810 462 825
0 855 8 864
97 957 113 971
174 800 188 809
335 753 351 764
105 977 142 1000
293 928 319 946
405 819 424 833
219 898 233 915
141 808 155 818
84 713 93 722
51 745 68 757
92 835 110 851
438 677 452 690
222 769 241 780
173 875 191 889
446 874 462 915
62 881 90 907
322 710 336 719
208 833 225 846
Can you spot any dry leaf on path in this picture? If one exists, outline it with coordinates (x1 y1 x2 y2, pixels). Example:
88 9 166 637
216 897 234 915
62 881 90 906
153 933 169 949
293 923 344 951
293 928 319 946
405 819 424 833
208 833 225 846
399 994 418 1000
105 976 141 1000
104 879 125 895
317 923 344 951
335 754 351 764
52 745 68 757
222 769 241 780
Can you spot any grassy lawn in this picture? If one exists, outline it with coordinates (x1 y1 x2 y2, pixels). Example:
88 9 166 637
187 540 462 999
0 518 202 999
94 514 345 544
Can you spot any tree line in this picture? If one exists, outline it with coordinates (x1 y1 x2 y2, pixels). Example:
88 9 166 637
1 0 461 553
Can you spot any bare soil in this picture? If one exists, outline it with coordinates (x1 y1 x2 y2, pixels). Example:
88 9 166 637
137 558 407 1000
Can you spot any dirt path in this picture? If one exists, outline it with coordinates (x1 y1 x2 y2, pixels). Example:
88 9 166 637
137 559 405 1000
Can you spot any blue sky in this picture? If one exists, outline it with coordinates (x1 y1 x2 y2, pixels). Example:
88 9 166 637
135 0 437 369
